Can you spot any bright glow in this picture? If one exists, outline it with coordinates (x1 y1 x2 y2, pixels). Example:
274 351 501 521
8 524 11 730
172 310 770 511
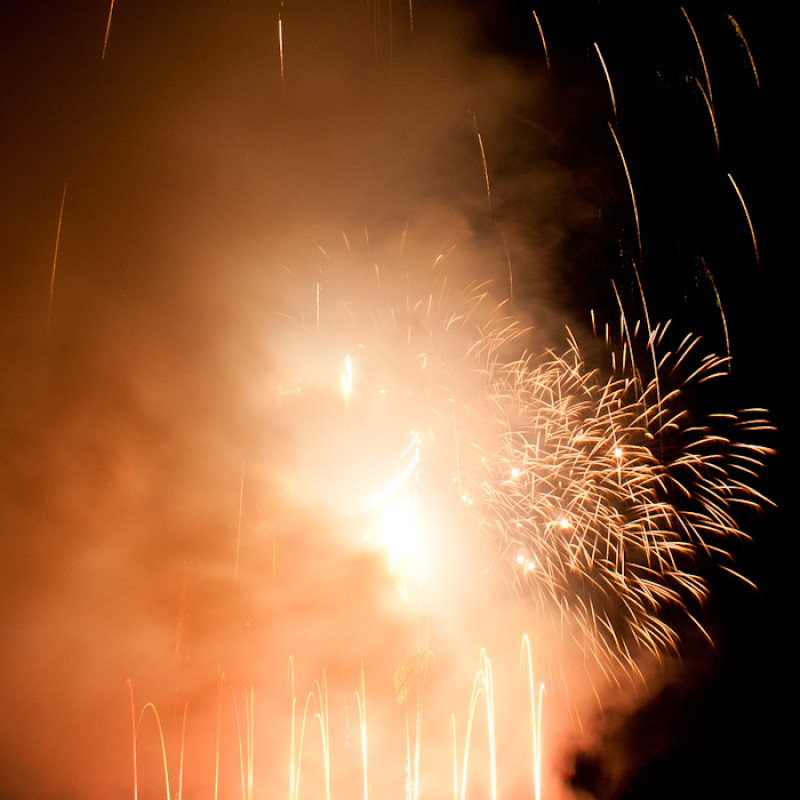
340 354 353 406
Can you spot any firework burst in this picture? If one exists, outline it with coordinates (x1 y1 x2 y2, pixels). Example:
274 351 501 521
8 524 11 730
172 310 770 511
274 239 773 686
467 320 773 680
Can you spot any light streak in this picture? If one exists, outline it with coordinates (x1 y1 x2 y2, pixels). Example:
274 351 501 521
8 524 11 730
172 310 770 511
728 15 760 89
278 3 285 85
229 686 255 800
102 0 115 60
405 637 431 800
127 679 175 800
728 172 760 270
215 668 223 800
532 10 550 73
459 650 497 800
608 123 642 264
471 114 492 214
692 75 720 155
341 353 353 408
289 666 332 800
47 182 67 335
355 666 369 800
594 42 617 121
701 259 731 369
520 635 545 800
682 7 714 113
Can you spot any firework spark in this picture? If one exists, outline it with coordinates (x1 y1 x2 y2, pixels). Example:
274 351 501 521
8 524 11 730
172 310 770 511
102 0 115 60
728 172 760 270
47 182 67 335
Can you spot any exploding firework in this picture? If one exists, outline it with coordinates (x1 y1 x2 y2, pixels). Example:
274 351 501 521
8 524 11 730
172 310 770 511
468 321 773 679
272 237 773 687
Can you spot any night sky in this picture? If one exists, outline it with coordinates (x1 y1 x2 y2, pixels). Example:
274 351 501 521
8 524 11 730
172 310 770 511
0 2 788 799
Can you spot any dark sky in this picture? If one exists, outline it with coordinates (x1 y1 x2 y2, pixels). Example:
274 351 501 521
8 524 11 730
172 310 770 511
0 2 787 799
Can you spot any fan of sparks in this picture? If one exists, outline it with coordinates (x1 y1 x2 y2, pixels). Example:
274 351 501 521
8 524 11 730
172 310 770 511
275 245 773 679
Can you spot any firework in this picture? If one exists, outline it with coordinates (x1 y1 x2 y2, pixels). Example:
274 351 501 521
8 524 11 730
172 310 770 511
275 241 772 684
467 321 773 678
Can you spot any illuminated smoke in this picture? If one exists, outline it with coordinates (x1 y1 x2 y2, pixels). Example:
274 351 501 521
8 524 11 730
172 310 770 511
0 3 778 800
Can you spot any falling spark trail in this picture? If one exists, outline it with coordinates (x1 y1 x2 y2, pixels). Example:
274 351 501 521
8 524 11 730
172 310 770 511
702 259 731 370
471 114 492 214
594 42 617 121
278 6 285 85
608 124 642 264
47 183 67 335
681 7 714 111
532 10 550 73
728 15 760 89
728 172 760 269
102 0 115 59
692 76 719 155
467 113 513 301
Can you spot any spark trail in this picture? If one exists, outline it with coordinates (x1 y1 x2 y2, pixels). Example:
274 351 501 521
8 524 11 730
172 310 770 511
102 0 115 60
47 182 67 335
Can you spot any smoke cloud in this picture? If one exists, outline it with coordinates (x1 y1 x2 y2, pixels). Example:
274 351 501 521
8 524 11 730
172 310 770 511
0 2 778 799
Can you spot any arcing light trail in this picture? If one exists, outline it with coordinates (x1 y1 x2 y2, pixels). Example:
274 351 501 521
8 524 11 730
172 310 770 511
102 0 115 60
129 646 547 800
47 182 68 336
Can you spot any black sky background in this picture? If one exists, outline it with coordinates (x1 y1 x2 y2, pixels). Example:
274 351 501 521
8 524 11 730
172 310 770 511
0 2 789 799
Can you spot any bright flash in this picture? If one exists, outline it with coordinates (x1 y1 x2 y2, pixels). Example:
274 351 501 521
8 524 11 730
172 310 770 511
374 497 429 600
340 353 353 406
367 432 425 601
